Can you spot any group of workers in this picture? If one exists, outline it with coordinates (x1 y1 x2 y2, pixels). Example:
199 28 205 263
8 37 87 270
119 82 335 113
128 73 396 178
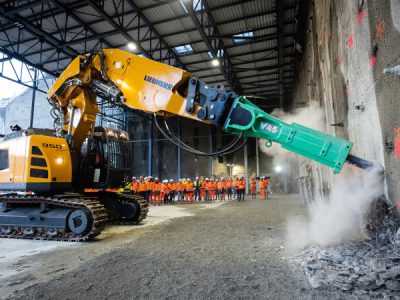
126 176 270 205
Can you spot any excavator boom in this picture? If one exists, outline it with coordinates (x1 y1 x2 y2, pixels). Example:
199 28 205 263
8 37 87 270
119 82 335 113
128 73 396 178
48 48 369 174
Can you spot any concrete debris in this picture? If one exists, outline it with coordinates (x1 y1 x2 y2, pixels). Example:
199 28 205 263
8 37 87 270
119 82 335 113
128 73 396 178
295 213 400 298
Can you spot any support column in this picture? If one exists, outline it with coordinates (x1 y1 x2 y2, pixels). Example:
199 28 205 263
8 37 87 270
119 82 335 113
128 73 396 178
255 139 260 177
29 69 38 128
177 118 181 179
208 126 213 177
147 115 153 176
244 143 249 194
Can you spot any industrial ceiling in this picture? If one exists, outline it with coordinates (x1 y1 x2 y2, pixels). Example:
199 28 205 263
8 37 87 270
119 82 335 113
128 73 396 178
0 0 304 109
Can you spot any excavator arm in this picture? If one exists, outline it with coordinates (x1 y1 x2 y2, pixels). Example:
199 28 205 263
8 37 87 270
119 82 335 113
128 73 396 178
48 49 374 174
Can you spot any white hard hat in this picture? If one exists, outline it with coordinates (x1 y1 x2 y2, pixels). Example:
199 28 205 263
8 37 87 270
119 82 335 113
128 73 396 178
195 176 199 180
187 178 191 181
170 179 174 182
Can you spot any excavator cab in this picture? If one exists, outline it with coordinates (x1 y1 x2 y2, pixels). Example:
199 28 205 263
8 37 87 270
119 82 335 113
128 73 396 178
80 127 131 189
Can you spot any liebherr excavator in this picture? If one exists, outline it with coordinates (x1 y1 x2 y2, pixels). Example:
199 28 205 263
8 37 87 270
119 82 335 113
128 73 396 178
0 49 375 241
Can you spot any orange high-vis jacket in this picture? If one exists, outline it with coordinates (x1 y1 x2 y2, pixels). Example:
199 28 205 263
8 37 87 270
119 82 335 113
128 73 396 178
250 180 256 188
226 179 233 188
259 180 265 189
176 182 185 192
206 182 213 191
238 180 246 189
161 183 169 193
186 182 194 192
145 181 153 191
263 179 269 186
201 180 206 189
131 181 138 192
138 181 147 192
152 182 161 192
217 181 224 189
168 183 177 191
234 180 240 189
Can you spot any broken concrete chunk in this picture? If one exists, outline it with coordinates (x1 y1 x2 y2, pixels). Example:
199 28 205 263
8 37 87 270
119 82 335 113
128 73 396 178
385 280 400 291
308 274 326 289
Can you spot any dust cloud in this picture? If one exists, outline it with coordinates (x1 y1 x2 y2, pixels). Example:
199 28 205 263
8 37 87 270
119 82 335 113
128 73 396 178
257 102 385 247
286 165 384 248
258 101 325 159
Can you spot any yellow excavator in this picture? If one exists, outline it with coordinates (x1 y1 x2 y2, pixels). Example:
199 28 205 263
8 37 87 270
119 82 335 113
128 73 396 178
0 49 375 241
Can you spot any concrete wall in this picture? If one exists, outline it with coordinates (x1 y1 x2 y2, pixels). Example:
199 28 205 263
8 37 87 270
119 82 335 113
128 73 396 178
0 89 53 134
291 0 400 207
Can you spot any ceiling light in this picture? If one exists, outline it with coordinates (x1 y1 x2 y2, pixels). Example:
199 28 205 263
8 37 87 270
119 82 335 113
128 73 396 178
211 59 219 67
275 165 282 173
127 42 137 50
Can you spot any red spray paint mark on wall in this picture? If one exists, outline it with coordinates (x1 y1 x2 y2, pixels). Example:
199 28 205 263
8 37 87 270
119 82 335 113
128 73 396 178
398 200 400 209
347 35 354 48
394 128 400 159
369 55 377 67
357 11 366 26
376 21 385 40
336 54 342 64
330 33 335 41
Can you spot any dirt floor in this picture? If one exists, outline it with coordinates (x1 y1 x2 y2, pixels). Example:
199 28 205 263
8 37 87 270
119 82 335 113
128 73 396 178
0 195 352 299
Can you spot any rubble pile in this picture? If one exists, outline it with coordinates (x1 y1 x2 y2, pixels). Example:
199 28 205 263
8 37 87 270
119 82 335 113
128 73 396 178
297 214 400 298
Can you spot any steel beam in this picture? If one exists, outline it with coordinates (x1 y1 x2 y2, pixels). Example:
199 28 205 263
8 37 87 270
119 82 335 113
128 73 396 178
277 0 285 108
182 0 240 92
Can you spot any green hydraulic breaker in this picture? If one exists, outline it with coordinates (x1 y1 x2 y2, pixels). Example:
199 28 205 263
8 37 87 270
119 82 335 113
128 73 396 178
223 96 366 174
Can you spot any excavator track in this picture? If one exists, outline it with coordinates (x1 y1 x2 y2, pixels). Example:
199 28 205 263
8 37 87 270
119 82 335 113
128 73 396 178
97 192 148 225
0 195 108 242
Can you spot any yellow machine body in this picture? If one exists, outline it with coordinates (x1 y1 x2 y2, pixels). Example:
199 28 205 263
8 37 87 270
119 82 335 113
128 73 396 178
48 48 208 151
0 134 72 191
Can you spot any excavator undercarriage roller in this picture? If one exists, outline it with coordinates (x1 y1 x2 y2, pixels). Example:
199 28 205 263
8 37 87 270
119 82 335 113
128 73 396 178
0 192 148 241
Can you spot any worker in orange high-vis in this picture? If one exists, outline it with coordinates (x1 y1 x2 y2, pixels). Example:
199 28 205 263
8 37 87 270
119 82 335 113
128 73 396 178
233 177 240 199
250 177 257 199
146 176 154 204
218 178 225 201
200 177 206 201
185 178 194 202
152 177 161 205
138 176 147 202
226 177 233 200
259 176 266 200
161 180 169 204
237 177 246 201
131 176 138 194
204 178 210 201
168 179 176 204
210 178 218 202
176 179 185 202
